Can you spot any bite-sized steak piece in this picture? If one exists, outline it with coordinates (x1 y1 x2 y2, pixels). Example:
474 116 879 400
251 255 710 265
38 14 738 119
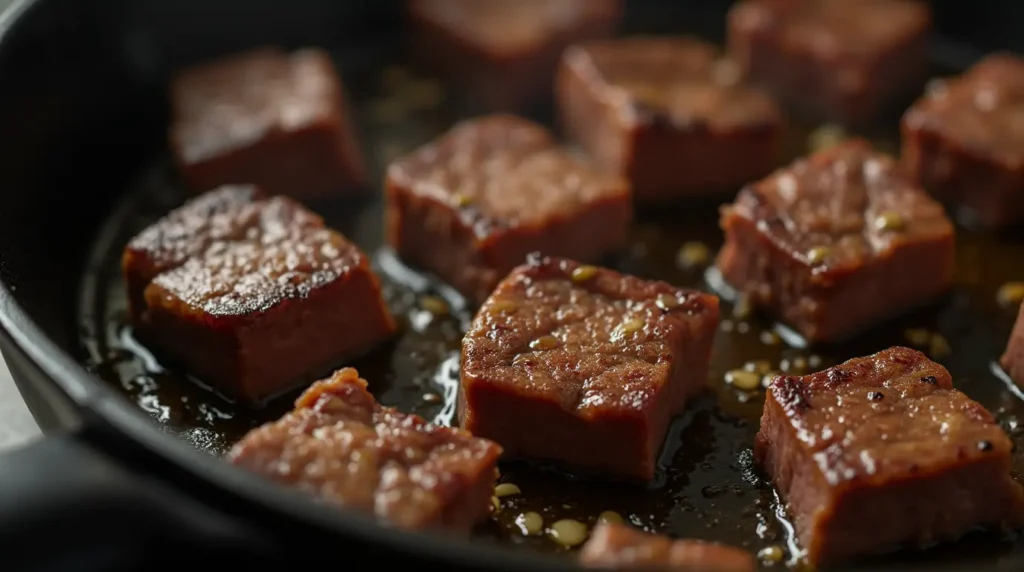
558 36 782 200
757 346 1024 565
229 368 502 532
408 0 621 112
715 138 954 344
460 255 719 481
1000 303 1024 388
170 47 367 198
122 184 275 321
123 187 395 403
386 115 632 304
727 0 930 124
579 522 755 571
902 53 1024 227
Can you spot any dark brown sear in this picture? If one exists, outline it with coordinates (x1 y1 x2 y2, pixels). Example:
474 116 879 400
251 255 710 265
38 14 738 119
460 255 719 481
229 367 502 532
757 347 1024 565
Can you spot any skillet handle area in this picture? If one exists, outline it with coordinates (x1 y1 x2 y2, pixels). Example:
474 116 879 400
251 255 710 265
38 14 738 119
0 432 276 569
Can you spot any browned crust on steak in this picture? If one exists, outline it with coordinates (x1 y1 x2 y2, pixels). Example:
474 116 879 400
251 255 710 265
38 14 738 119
124 187 395 403
756 346 1024 565
579 522 755 571
460 255 719 480
170 47 367 197
715 138 954 343
901 53 1024 227
558 36 782 200
229 368 502 532
385 114 632 304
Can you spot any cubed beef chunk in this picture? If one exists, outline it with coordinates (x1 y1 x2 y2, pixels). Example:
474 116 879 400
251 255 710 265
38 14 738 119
229 368 501 532
1000 302 1024 388
727 0 930 124
714 138 954 344
757 346 1024 565
170 47 367 198
558 37 782 200
902 54 1024 228
460 255 719 481
408 0 621 112
386 115 632 304
579 522 755 571
123 187 395 403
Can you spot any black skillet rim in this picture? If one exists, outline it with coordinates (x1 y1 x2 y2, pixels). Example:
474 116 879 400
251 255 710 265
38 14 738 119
0 0 1005 570
0 0 577 569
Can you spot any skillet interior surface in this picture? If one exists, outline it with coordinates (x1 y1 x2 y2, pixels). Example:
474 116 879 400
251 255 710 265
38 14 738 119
68 3 1024 571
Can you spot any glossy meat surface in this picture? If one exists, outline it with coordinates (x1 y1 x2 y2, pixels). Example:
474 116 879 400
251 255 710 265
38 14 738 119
579 522 755 571
388 114 628 234
460 255 719 479
229 368 502 532
715 138 954 342
756 347 1024 564
385 115 631 303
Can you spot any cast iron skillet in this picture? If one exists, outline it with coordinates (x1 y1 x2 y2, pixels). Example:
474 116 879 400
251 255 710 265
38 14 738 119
1 0 1023 570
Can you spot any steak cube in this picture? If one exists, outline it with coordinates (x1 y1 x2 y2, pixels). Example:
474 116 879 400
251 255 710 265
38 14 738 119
1000 302 1024 388
558 37 783 200
727 0 931 124
460 255 719 481
123 187 395 403
170 47 367 198
408 0 622 112
229 368 502 532
714 138 954 344
579 522 755 572
902 54 1024 227
386 115 631 304
757 346 1024 565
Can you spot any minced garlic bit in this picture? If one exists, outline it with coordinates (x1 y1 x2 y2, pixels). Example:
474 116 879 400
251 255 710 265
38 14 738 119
422 392 442 404
419 294 449 317
904 328 932 347
929 334 951 359
759 330 780 346
808 124 846 151
516 512 544 536
732 295 752 320
997 282 1024 307
656 293 680 311
491 496 501 513
490 300 518 314
547 519 589 547
758 544 785 563
726 369 762 391
597 511 624 526
677 241 711 269
494 483 521 497
571 265 599 282
530 336 560 351
806 246 831 265
874 210 905 232
744 360 773 375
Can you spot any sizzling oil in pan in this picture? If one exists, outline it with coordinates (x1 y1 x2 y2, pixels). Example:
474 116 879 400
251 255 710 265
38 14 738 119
76 59 1024 569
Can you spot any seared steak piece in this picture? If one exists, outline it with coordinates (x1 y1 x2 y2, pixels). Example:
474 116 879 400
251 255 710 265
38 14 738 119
170 47 367 198
1000 302 1024 388
728 0 930 124
386 115 631 304
579 522 755 571
756 346 1024 565
460 255 719 481
229 368 502 532
123 186 395 403
902 53 1024 227
715 138 954 344
407 0 622 112
558 37 782 200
